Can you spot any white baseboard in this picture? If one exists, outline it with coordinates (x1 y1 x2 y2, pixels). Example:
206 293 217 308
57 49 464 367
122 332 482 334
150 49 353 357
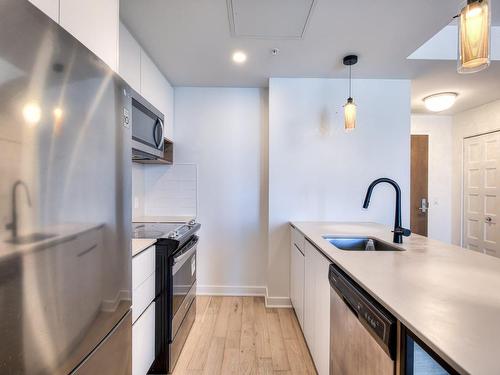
196 285 292 308
197 285 267 297
101 290 131 312
264 294 292 308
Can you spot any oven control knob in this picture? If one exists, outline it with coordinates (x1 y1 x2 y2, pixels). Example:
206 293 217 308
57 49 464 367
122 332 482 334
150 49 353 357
167 231 177 239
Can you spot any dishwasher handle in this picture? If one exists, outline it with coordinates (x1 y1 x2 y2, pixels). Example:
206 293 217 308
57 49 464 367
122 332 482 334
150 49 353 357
329 264 397 359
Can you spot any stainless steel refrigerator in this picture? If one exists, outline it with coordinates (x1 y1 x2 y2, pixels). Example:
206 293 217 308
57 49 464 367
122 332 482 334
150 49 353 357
0 1 132 373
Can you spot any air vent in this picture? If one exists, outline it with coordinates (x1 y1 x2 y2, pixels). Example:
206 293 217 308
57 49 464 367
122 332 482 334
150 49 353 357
227 0 315 39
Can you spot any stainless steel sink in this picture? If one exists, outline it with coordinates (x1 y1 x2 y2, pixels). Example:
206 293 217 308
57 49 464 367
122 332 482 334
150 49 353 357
323 237 404 252
6 232 57 245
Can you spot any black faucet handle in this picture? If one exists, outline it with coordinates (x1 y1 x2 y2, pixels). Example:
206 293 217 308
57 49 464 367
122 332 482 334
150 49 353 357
393 227 411 237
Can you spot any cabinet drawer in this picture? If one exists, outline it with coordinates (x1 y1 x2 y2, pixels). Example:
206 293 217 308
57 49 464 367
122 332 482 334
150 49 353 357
132 245 155 291
291 226 305 253
132 302 155 375
132 272 155 323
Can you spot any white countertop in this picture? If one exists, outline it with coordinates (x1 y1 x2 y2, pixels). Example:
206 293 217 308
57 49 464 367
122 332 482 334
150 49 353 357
132 238 157 257
132 215 195 223
0 223 104 261
291 221 500 375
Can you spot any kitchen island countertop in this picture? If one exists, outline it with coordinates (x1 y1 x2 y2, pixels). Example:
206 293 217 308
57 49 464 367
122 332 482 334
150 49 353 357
291 221 500 375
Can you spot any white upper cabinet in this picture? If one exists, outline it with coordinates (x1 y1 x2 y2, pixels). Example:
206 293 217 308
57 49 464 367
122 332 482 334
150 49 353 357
118 24 174 140
140 50 174 140
28 0 59 22
59 0 119 71
119 22 141 93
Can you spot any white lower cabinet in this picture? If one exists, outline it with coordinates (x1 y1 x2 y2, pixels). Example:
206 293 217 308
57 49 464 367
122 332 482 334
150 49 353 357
132 246 156 374
290 239 305 329
304 241 315 348
132 302 155 375
312 244 331 375
301 236 331 375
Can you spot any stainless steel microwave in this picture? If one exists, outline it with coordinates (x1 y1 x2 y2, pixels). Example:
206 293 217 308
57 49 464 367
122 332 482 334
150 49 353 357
131 91 164 160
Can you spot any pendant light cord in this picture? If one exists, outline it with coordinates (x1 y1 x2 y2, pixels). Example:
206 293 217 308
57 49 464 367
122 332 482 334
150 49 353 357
348 65 352 98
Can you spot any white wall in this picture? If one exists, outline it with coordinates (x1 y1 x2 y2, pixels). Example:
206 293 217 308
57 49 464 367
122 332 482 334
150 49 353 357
132 163 145 218
268 78 411 302
173 87 269 294
451 99 500 245
411 115 453 243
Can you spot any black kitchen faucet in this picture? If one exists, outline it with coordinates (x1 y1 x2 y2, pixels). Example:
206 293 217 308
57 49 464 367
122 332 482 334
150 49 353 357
363 178 411 244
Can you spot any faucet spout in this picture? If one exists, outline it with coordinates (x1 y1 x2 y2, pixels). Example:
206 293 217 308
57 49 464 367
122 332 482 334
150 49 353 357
362 178 411 244
6 180 32 239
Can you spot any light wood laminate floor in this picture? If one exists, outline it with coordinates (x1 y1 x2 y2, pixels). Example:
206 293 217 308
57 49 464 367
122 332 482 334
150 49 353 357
172 296 317 375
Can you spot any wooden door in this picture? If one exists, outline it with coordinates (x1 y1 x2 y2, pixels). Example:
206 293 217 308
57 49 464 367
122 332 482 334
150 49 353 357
463 132 500 257
411 135 429 236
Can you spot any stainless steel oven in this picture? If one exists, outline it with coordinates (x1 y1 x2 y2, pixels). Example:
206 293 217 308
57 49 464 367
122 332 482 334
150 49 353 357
171 236 197 341
146 222 201 375
131 91 164 160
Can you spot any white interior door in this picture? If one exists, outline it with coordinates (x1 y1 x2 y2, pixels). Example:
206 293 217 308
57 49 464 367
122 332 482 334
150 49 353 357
463 131 500 257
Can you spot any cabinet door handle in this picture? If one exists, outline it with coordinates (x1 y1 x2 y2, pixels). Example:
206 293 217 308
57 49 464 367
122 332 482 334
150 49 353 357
77 244 98 257
294 243 304 256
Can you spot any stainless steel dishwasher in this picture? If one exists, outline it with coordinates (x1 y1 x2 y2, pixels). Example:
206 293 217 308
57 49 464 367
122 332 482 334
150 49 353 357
329 263 397 375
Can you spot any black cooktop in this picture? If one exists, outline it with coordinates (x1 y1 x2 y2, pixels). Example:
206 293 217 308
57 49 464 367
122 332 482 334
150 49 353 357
132 221 201 251
132 223 184 239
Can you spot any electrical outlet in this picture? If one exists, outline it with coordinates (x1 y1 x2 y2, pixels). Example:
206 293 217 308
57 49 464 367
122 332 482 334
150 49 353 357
134 197 139 209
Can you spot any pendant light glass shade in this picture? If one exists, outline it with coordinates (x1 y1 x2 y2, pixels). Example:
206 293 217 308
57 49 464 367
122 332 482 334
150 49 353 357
458 0 491 74
344 97 356 132
343 55 358 132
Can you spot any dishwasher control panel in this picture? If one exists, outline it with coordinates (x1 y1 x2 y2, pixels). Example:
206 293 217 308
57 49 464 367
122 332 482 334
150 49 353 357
329 264 397 359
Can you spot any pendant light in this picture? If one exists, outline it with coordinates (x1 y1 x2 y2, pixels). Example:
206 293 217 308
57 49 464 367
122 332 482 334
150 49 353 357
343 55 358 132
458 0 491 74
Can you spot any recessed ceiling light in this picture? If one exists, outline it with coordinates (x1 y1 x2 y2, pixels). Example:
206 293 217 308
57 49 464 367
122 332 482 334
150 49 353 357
232 51 247 64
22 102 41 125
423 92 458 112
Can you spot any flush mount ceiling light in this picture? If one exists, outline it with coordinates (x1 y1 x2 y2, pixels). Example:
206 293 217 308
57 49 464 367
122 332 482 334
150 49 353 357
343 54 358 132
232 50 247 64
423 92 458 112
458 0 491 74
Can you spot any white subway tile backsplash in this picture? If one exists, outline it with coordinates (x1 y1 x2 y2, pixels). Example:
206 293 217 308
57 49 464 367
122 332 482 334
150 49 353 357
143 164 197 217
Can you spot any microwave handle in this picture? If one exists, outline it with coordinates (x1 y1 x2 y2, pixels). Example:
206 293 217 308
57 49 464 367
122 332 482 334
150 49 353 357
152 119 159 148
154 118 164 149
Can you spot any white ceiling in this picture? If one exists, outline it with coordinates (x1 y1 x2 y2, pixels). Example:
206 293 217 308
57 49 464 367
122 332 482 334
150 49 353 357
228 0 315 39
411 60 500 115
121 0 500 115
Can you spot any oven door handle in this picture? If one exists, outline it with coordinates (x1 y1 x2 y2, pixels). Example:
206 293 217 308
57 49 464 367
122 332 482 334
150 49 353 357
172 236 198 274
